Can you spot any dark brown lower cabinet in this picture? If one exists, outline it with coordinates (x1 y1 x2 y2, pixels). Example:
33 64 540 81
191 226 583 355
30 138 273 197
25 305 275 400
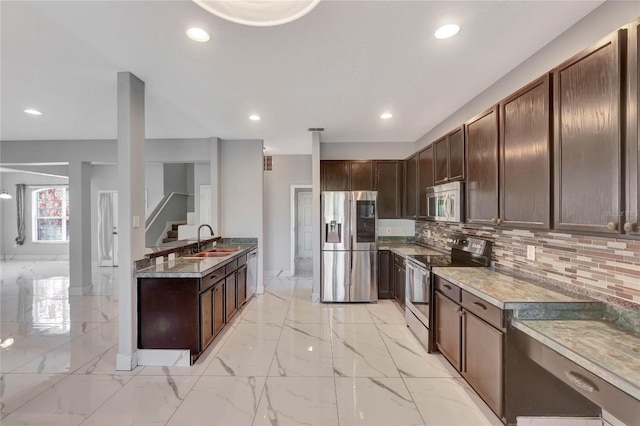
377 250 393 299
434 291 462 370
237 264 247 306
393 254 405 307
213 281 225 337
225 274 237 322
200 288 214 351
462 310 503 416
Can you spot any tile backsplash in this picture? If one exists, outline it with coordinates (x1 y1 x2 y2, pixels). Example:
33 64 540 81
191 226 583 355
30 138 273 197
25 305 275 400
415 222 640 309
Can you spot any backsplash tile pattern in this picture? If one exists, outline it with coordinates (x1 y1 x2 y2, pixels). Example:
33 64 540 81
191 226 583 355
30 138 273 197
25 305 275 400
415 222 640 309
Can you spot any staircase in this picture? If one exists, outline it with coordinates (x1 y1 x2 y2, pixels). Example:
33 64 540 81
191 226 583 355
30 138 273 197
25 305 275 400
162 222 186 243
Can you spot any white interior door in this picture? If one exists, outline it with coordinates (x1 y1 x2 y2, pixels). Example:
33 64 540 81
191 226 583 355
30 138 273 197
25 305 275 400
297 191 313 259
97 191 118 267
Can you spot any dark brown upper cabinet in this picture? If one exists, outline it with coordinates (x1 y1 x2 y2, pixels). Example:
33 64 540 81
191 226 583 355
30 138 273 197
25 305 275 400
349 161 374 190
434 126 465 184
403 154 418 219
417 146 434 219
321 160 349 191
553 29 625 235
626 19 640 237
374 160 402 219
499 74 552 230
466 106 500 225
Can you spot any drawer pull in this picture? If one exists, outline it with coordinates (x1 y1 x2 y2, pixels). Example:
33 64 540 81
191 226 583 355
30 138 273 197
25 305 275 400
473 301 487 310
564 371 598 393
443 284 452 290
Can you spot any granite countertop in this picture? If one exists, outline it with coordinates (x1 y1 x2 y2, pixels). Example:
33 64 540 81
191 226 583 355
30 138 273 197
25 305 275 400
378 242 445 257
144 236 221 258
512 319 640 401
137 243 257 278
432 267 591 310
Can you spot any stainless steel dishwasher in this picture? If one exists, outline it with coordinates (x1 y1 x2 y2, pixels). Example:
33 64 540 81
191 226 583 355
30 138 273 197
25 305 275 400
246 249 258 300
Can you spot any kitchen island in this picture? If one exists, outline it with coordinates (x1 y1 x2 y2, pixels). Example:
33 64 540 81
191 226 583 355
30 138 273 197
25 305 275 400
136 238 258 365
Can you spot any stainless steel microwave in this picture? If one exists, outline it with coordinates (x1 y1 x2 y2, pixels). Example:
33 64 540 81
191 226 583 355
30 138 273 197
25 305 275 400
426 181 464 222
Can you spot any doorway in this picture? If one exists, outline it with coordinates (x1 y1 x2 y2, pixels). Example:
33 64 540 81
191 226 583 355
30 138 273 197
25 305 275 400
97 190 119 267
290 185 312 276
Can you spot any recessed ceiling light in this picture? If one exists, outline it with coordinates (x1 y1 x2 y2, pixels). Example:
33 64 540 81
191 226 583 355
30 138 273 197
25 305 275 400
380 113 393 119
24 108 42 115
186 27 210 42
435 24 460 40
249 114 261 121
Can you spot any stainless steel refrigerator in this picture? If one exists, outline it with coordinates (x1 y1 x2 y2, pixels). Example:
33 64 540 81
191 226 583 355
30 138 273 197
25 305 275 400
321 191 378 303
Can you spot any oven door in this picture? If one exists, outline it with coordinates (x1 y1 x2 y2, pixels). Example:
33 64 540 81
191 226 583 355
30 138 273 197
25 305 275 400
405 261 430 328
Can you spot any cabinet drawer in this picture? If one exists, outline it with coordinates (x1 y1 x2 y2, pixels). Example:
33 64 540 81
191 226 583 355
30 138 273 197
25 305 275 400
540 346 639 426
201 267 225 291
237 254 247 267
462 291 502 330
434 275 461 302
225 259 238 275
393 254 404 267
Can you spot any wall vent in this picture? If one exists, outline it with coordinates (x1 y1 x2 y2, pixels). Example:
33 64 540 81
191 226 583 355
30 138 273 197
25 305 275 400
263 155 273 172
308 127 325 132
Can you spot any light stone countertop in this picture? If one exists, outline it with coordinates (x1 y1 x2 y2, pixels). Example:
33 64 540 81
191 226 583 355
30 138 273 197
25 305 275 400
512 319 640 401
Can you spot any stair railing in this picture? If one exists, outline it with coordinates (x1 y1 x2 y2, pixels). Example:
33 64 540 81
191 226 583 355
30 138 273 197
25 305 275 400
145 192 189 246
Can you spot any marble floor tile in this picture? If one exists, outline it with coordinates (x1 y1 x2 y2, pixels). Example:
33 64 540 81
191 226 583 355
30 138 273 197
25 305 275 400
268 322 334 377
167 376 266 426
1 374 132 425
327 305 374 324
0 373 65 419
367 300 407 324
377 324 460 378
253 377 338 426
335 377 424 426
331 323 399 377
73 344 140 376
81 374 199 425
405 377 502 425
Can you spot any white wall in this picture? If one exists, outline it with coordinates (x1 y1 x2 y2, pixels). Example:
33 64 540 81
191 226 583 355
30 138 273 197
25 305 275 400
0 171 69 257
415 1 639 150
263 155 312 273
193 162 210 226
220 139 264 292
144 163 164 215
320 141 414 160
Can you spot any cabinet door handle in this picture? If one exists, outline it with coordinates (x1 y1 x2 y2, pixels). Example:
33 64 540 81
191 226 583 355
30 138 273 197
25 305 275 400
564 371 598 393
496 218 502 225
491 217 497 224
623 222 635 232
443 284 452 290
607 221 618 231
473 301 487 310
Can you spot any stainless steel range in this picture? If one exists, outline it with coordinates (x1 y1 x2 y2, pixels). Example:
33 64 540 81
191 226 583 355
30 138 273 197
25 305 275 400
405 235 491 352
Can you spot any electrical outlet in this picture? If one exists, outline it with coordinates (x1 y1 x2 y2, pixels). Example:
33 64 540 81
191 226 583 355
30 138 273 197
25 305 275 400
386 227 391 234
427 230 431 238
527 245 536 261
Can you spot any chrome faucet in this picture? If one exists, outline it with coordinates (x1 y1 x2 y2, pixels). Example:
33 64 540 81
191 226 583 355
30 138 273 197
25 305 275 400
197 224 214 252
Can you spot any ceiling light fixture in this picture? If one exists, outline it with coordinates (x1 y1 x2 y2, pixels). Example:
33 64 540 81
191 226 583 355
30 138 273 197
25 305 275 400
435 24 460 40
380 113 393 119
249 114 261 121
193 0 321 27
24 109 42 115
0 189 12 200
186 27 210 42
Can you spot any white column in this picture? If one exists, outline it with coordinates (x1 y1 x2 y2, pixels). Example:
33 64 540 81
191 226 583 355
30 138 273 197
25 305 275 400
68 161 92 295
116 72 145 371
209 137 221 233
311 132 321 302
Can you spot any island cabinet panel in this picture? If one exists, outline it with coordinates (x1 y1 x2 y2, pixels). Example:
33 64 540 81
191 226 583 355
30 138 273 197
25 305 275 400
403 154 418 219
417 145 434 219
377 250 393 299
199 289 214 351
627 19 640 237
466 106 499 225
462 310 503 416
237 264 247 306
321 160 349 191
374 161 402 219
553 29 624 234
225 274 237 322
349 161 374 190
213 281 225 336
499 75 551 229
434 291 462 371
138 278 199 354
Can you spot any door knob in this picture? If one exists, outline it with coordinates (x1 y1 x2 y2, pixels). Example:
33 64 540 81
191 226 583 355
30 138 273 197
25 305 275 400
623 222 635 233
496 218 502 225
491 217 497 224
607 222 618 231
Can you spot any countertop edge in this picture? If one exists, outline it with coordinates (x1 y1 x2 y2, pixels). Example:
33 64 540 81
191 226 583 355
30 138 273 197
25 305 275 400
431 268 506 309
511 319 640 401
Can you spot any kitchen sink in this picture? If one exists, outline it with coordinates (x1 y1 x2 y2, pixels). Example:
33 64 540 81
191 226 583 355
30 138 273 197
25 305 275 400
188 252 231 258
203 248 239 253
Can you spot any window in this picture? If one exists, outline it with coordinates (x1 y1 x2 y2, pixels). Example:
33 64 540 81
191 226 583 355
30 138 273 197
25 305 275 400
32 187 69 242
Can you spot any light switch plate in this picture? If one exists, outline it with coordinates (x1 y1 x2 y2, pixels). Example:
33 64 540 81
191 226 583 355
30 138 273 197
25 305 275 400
386 227 391 234
132 215 140 228
527 245 536 261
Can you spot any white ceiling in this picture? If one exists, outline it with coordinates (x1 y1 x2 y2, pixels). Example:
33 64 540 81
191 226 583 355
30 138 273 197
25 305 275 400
1 1 604 155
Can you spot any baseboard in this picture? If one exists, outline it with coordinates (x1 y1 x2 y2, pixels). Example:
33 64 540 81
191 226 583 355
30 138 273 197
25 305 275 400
137 349 190 367
116 351 139 371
